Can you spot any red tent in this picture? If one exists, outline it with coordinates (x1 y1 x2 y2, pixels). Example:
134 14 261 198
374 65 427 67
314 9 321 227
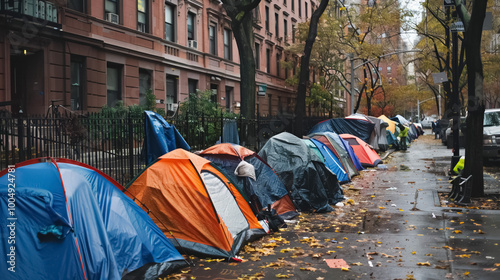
340 134 382 167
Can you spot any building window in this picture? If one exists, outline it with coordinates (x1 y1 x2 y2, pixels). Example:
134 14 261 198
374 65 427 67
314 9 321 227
265 6 270 32
268 94 272 116
166 75 177 112
275 13 279 38
255 43 260 70
284 56 288 79
292 23 295 43
139 69 151 106
70 56 86 111
224 28 232 60
187 12 196 41
225 86 233 111
266 49 271 74
105 0 119 15
298 0 301 17
284 19 288 41
305 2 308 18
209 23 217 55
188 79 198 94
210 84 218 103
387 66 392 74
68 0 86 13
137 0 148 32
165 3 175 41
276 53 281 77
107 63 122 107
292 0 295 11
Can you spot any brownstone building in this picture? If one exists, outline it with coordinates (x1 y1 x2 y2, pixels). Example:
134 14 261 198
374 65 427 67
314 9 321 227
0 0 340 117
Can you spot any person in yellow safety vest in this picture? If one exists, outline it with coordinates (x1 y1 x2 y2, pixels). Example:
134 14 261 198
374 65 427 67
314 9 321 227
453 156 465 175
398 124 409 151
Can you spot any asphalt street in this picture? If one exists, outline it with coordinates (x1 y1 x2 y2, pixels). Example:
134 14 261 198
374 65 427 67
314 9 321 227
172 133 500 280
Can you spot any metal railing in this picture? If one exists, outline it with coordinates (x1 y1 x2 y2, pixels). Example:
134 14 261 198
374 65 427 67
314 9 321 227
1 112 327 185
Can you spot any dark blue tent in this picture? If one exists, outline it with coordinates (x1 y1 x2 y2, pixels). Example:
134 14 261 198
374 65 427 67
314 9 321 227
309 138 350 183
309 118 375 144
0 158 186 280
144 111 190 164
200 144 298 220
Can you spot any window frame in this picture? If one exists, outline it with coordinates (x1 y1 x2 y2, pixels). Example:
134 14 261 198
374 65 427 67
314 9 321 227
209 22 217 55
106 63 122 107
224 28 232 60
137 0 148 32
187 11 196 41
165 2 176 42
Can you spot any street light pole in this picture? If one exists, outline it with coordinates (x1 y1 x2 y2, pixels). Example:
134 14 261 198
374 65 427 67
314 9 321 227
451 27 461 169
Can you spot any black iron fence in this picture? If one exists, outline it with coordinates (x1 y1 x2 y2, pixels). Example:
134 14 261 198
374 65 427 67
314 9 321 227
1 112 327 185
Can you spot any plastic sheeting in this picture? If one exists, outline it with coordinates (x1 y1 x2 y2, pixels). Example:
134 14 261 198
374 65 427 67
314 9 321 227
258 132 344 213
222 119 240 144
0 159 185 280
143 111 190 164
309 118 375 144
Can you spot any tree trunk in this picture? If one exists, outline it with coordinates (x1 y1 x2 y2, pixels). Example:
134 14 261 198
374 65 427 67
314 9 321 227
221 0 261 121
294 0 330 137
232 15 256 120
457 0 487 197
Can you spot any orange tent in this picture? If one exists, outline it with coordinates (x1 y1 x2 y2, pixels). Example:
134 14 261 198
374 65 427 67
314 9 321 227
126 149 266 259
340 134 382 167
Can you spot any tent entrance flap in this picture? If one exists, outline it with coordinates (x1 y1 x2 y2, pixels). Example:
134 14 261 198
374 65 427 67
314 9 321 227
201 171 249 239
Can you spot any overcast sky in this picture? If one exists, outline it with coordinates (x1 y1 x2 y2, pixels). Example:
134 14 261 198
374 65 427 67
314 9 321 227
400 0 425 48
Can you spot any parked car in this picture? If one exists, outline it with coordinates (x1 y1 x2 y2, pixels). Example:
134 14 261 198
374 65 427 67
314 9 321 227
420 116 436 129
483 108 500 161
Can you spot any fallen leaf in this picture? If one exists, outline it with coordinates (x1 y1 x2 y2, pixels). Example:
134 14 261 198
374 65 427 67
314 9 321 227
417 261 431 266
341 267 349 271
204 267 211 270
367 252 378 255
484 268 497 271
351 262 363 266
299 267 317 272
454 230 462 234
379 206 386 210
435 265 449 269
275 274 290 279
457 254 471 258
464 271 470 276
425 254 433 256
495 263 500 267
412 251 416 255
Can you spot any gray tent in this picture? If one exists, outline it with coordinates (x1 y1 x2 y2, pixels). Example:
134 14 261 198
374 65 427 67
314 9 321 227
258 132 344 213
367 116 389 151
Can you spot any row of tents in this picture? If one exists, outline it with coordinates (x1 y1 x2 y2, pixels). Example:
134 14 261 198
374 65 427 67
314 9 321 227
0 111 423 280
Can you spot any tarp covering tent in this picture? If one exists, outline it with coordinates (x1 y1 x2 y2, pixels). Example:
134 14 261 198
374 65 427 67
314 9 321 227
346 114 379 150
200 143 298 220
367 116 389 151
258 132 344 213
391 115 410 126
143 110 190 164
0 158 186 280
386 129 399 148
126 149 266 259
308 118 375 144
309 133 359 178
340 134 382 167
306 138 350 183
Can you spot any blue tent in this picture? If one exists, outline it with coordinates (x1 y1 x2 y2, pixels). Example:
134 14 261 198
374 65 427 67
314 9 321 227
309 118 375 144
309 138 350 183
323 132 365 171
144 111 190 164
0 158 186 280
386 130 399 148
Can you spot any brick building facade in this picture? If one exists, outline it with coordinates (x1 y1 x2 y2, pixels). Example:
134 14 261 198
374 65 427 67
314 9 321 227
1 0 346 117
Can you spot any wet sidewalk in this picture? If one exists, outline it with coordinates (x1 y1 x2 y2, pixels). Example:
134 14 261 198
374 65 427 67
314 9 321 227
176 134 500 280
